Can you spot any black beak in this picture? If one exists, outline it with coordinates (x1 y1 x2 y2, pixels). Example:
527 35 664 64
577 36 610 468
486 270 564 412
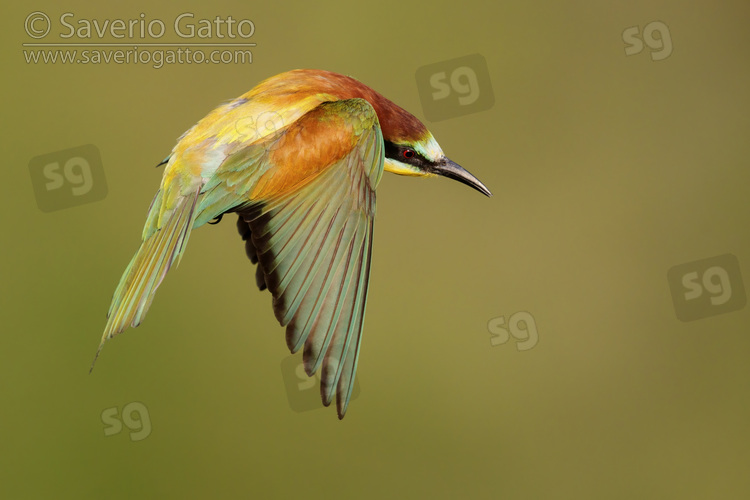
431 157 492 197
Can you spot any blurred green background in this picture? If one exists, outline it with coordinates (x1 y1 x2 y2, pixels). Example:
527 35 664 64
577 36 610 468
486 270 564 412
2 1 749 498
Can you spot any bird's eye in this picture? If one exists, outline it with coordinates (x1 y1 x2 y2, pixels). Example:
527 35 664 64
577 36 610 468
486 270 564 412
402 149 415 159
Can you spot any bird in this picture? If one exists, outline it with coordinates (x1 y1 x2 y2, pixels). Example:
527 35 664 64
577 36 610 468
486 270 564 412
92 69 491 419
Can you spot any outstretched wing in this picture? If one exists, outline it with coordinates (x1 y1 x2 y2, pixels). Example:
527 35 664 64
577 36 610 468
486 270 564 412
235 99 383 418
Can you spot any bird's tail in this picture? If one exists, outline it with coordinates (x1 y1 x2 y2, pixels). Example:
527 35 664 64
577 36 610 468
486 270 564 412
90 187 201 371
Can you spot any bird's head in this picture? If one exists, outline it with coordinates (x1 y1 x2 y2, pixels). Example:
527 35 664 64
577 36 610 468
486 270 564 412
381 129 491 197
353 76 492 197
254 69 492 197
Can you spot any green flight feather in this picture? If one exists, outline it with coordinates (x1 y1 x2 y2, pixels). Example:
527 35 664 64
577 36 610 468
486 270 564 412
92 185 201 371
238 99 383 418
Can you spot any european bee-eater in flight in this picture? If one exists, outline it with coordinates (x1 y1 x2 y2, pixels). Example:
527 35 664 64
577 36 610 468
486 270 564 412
93 69 491 418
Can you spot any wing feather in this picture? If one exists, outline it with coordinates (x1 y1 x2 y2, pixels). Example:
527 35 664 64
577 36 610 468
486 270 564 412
236 98 383 418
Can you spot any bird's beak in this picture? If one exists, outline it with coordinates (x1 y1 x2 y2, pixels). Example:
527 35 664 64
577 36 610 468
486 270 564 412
432 157 492 197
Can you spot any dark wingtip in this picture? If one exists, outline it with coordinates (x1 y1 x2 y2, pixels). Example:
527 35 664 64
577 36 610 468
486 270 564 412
155 154 171 168
89 344 104 374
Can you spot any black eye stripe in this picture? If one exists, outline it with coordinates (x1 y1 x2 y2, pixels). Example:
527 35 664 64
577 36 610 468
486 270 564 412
384 141 429 166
